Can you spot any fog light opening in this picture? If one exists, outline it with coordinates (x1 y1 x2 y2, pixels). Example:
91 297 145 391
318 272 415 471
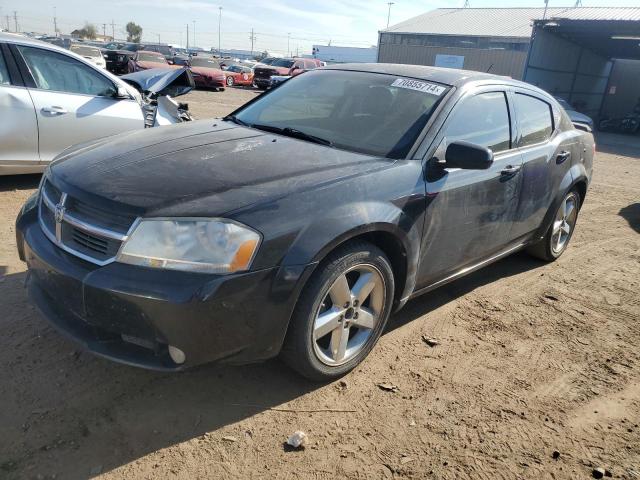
168 345 186 365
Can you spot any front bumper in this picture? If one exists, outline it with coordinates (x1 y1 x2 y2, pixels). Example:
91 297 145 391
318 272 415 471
17 202 311 371
254 78 271 89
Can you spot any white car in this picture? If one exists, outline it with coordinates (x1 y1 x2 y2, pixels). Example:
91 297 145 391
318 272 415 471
69 43 106 69
0 33 191 175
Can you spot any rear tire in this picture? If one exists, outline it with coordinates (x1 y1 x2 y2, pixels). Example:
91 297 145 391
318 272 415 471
281 242 395 382
226 76 234 87
527 189 581 262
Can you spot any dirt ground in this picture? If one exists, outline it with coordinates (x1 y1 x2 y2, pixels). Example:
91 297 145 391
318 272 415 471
0 88 639 480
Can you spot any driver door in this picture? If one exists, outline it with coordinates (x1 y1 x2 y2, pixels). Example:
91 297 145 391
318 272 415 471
416 89 524 288
12 44 144 163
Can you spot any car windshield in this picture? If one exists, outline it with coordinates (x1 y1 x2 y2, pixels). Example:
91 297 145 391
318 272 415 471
70 46 100 57
272 59 294 68
138 52 166 63
231 70 449 158
190 58 220 68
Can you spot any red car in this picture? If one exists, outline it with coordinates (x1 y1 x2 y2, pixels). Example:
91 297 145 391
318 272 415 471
128 50 179 72
189 57 226 91
253 58 322 89
223 65 254 87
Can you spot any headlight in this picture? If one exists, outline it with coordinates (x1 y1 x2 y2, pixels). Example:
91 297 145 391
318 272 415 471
116 218 261 274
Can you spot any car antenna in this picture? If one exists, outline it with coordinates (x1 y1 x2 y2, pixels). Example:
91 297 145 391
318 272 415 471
486 64 494 73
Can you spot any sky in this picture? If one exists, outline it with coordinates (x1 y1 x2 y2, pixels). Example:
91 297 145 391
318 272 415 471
1 0 638 55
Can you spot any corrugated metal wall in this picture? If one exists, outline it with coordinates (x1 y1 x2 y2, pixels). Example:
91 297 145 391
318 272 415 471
524 28 611 119
600 59 640 118
378 42 529 79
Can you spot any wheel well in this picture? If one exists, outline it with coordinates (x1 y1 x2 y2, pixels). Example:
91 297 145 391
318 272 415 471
573 180 587 207
313 231 408 306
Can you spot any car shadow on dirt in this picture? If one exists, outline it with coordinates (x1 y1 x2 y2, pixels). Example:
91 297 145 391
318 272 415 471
619 203 640 233
0 250 545 479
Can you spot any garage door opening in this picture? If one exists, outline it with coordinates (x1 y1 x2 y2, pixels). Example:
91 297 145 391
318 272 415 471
524 10 640 128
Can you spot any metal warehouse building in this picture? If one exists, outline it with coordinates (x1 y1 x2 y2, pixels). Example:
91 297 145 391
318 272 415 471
378 7 640 121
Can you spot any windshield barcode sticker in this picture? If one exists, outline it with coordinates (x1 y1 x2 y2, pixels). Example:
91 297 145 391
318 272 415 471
391 78 446 95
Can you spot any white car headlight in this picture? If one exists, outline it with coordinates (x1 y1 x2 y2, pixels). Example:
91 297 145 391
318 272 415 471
116 218 261 274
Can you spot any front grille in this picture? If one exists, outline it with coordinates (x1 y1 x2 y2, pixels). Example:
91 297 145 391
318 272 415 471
38 178 135 266
254 68 274 79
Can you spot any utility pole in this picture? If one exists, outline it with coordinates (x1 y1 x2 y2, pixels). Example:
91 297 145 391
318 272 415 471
287 33 291 56
5 15 9 32
111 19 115 40
102 23 107 38
186 23 189 49
218 6 222 55
13 11 18 33
249 28 256 56
192 20 196 47
386 2 395 29
53 6 58 36
157 33 161 44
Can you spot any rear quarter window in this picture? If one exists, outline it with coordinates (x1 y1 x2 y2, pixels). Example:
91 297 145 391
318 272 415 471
515 93 554 147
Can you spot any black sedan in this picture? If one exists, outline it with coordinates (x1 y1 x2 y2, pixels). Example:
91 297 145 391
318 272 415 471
16 64 594 380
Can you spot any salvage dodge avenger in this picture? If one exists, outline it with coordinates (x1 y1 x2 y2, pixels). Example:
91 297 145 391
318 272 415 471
16 64 594 381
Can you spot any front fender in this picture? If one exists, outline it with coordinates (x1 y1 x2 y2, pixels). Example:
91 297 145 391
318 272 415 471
280 199 423 304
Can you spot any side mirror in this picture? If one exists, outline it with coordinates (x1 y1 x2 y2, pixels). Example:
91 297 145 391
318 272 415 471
444 141 494 170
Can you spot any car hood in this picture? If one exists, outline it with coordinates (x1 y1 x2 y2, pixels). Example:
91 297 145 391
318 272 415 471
121 67 194 97
48 120 393 218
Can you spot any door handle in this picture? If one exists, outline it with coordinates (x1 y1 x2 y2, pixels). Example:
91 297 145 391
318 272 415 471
501 165 521 175
556 150 571 164
42 106 68 115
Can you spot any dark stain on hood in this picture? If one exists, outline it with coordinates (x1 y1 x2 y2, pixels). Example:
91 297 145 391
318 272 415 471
50 120 395 218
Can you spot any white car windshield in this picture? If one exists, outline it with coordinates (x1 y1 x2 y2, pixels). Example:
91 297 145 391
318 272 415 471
231 70 449 158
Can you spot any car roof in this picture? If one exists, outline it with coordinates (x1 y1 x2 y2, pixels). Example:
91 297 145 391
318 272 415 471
323 63 529 88
137 50 165 55
0 31 59 48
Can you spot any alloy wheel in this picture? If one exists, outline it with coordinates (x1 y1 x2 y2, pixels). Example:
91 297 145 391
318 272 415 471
312 264 385 366
551 192 578 254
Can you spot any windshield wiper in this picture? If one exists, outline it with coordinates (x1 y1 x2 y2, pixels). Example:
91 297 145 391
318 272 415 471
251 124 334 147
224 115 250 127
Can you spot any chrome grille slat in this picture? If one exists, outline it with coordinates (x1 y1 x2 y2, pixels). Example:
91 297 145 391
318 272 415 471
38 179 135 266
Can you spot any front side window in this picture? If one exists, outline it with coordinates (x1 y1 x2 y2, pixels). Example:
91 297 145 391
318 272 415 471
445 91 511 153
0 50 10 85
515 93 554 147
18 46 116 97
232 70 449 158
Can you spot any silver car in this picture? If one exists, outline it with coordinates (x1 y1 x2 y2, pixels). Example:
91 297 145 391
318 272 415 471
0 33 146 175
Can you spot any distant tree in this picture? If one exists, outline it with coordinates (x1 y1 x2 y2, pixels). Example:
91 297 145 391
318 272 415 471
75 23 97 40
126 21 143 43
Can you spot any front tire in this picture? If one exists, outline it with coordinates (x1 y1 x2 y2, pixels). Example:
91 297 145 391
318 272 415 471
281 242 395 381
527 189 581 261
226 75 234 87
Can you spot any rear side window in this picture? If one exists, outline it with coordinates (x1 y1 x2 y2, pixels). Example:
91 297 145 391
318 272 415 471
0 50 10 85
514 93 554 147
18 46 116 97
445 91 511 153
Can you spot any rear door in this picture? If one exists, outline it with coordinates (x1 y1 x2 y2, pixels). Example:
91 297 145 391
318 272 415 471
12 44 144 164
509 90 579 239
417 88 524 287
0 43 40 173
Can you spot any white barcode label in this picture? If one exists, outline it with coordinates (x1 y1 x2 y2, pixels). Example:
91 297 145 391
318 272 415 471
391 78 447 95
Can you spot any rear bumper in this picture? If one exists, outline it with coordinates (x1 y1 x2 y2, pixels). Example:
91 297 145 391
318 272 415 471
254 78 271 88
194 77 225 88
17 202 312 371
106 61 130 75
